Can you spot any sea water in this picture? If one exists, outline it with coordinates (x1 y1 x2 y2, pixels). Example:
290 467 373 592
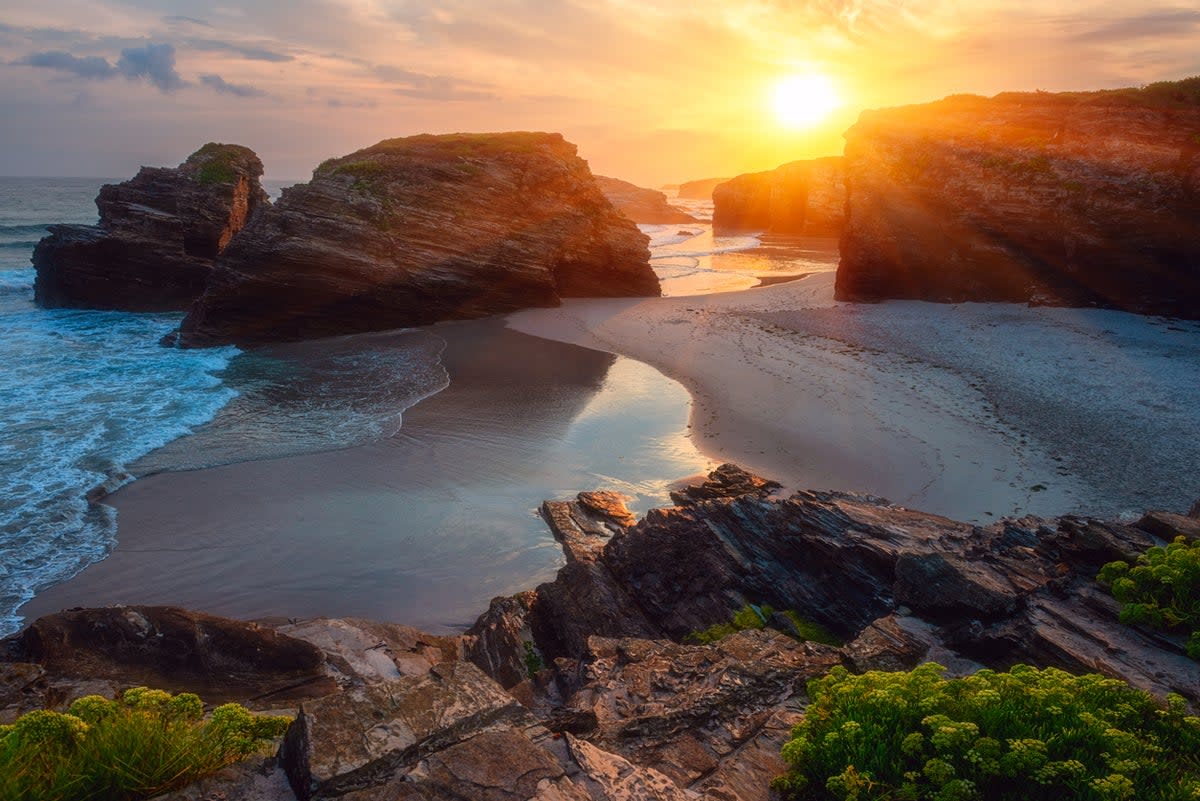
0 178 242 634
0 178 453 635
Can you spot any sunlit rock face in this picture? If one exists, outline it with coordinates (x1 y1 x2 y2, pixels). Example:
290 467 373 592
837 84 1200 317
178 132 659 347
33 143 268 311
712 157 844 235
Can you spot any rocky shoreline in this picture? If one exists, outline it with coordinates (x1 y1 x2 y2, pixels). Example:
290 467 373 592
4 464 1196 801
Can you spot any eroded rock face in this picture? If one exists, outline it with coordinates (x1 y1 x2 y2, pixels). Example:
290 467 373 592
33 143 268 311
836 86 1200 317
497 464 1199 710
177 133 660 347
595 176 697 224
712 157 844 235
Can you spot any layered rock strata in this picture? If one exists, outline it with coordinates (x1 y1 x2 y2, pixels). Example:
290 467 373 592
836 83 1200 316
3 465 1197 801
177 133 660 347
33 143 267 311
712 157 844 235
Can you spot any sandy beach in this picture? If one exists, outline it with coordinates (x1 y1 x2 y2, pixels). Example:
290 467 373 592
19 319 709 631
16 239 1200 632
509 270 1200 522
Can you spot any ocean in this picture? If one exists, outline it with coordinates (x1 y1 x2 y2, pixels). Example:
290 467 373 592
1 177 803 635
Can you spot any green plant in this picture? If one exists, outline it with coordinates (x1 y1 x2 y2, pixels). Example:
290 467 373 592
1098 535 1200 660
523 641 544 679
684 604 840 646
0 687 291 801
773 663 1200 801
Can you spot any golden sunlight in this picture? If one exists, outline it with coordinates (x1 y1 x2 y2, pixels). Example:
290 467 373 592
771 74 840 129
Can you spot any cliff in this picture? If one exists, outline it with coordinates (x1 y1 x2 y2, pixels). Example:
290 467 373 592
176 133 659 348
675 176 730 200
5 466 1194 801
33 144 268 311
712 157 844 235
594 175 696 224
837 80 1200 317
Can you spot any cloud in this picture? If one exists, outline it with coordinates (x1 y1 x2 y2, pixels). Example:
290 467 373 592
1070 9 1200 44
187 38 294 62
199 73 266 97
163 15 210 27
15 50 118 79
116 43 185 91
374 64 495 101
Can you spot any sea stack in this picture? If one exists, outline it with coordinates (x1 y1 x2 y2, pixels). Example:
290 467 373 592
33 143 268 311
837 83 1200 317
712 157 845 235
594 175 696 224
177 132 660 347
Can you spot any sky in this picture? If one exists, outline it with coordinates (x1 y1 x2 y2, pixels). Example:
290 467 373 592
1 1 1198 186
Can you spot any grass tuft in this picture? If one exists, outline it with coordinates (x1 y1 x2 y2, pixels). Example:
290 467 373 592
0 687 290 801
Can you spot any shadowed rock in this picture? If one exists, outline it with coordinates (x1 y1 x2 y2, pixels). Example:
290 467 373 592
177 132 660 347
33 143 268 311
595 175 697 224
837 83 1200 317
712 157 844 235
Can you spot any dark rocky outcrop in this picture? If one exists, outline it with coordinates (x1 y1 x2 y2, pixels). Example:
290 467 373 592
595 176 697 224
0 606 332 709
33 143 267 311
5 468 1198 801
177 133 660 347
675 176 730 200
477 465 1198 710
836 81 1200 317
712 157 845 235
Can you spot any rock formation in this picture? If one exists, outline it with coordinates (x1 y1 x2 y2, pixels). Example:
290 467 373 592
33 143 268 311
675 176 730 200
4 466 1197 801
837 81 1200 317
712 157 844 235
594 175 697 224
176 133 659 348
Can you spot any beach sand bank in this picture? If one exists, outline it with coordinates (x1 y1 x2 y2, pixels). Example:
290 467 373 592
19 319 709 631
509 272 1200 522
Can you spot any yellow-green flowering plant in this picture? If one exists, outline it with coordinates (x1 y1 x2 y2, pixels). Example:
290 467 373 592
773 663 1200 800
1098 535 1200 660
0 687 290 801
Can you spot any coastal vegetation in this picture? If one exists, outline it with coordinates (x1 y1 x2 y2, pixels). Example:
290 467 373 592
684 603 840 646
0 688 290 801
191 143 242 186
772 663 1200 801
1099 535 1200 660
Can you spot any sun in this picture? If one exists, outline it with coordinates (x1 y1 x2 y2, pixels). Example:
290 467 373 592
771 74 841 130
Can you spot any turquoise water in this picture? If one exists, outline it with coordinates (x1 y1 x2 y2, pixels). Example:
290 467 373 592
0 177 240 634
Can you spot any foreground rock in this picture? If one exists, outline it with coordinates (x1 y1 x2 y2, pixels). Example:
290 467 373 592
712 157 844 235
33 143 267 311
475 465 1199 711
595 176 697 224
177 133 660 347
5 467 1197 800
837 81 1200 317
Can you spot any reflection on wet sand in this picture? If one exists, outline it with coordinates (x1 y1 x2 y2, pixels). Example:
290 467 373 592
20 318 709 632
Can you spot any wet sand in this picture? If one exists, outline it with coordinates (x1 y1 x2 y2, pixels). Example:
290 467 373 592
509 272 1200 522
20 319 710 631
